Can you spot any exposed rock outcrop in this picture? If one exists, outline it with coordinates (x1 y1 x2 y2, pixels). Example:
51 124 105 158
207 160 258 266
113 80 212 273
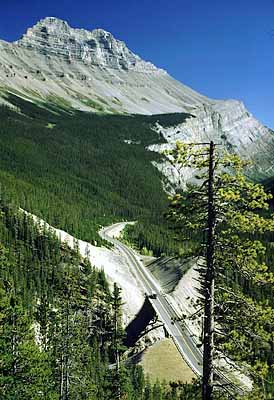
0 17 273 181
0 17 210 114
17 17 161 73
149 100 274 184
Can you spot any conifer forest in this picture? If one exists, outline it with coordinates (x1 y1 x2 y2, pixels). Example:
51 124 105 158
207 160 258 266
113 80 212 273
0 94 273 399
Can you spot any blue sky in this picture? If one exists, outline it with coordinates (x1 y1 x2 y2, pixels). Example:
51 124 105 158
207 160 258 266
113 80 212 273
1 0 274 127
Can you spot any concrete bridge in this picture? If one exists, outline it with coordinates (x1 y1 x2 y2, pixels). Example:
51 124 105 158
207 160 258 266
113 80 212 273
124 295 167 347
100 223 246 396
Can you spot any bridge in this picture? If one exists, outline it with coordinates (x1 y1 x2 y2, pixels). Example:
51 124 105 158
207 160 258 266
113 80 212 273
100 223 206 376
100 223 246 396
124 295 164 347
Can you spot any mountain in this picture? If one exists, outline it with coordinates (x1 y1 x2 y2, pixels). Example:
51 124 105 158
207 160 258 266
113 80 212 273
1 19 274 398
149 101 274 185
0 16 210 114
1 17 274 182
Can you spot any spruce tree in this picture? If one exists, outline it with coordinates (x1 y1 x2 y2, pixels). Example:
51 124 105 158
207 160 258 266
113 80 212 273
165 142 274 398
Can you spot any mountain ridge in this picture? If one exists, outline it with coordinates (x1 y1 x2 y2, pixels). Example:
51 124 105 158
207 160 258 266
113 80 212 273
0 17 274 181
0 16 212 114
15 17 163 74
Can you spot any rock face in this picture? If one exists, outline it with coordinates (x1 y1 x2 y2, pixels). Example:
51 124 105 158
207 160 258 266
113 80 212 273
17 17 159 73
0 17 274 181
149 100 274 184
0 17 210 114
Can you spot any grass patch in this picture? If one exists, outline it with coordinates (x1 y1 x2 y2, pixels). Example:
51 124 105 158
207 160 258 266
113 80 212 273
46 122 56 129
47 94 72 109
81 98 105 112
140 339 195 383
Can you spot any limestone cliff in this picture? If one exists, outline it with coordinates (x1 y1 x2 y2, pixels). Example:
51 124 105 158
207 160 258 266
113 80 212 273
0 17 273 181
17 17 160 73
149 100 274 184
0 17 210 114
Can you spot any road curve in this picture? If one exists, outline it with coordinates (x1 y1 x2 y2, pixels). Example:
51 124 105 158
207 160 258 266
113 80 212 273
100 222 246 397
100 223 204 375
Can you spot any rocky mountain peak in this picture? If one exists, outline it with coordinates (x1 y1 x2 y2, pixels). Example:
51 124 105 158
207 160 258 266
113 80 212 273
30 16 70 32
15 17 162 73
1 17 273 178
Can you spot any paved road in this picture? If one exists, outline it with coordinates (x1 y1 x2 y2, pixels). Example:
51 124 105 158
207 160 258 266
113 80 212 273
100 223 244 396
100 223 204 375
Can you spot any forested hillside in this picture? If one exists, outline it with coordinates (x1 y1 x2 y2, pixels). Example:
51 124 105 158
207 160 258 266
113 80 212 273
0 201 204 399
0 94 191 255
0 201 121 398
1 94 273 399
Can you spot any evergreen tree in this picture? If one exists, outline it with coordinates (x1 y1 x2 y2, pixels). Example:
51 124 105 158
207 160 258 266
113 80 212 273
108 283 130 399
0 96 189 255
129 365 145 400
0 204 136 400
152 380 163 400
165 142 274 398
143 376 153 400
0 286 54 399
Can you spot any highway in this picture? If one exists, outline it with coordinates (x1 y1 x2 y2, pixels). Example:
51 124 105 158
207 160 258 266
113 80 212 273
100 223 246 397
100 223 204 376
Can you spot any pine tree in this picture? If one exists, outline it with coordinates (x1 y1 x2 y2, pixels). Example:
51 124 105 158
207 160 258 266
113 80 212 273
129 364 145 399
143 376 153 400
165 142 274 398
152 380 163 400
108 283 129 399
0 286 54 399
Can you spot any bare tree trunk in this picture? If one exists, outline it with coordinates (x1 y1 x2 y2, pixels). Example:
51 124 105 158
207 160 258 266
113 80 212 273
202 141 216 400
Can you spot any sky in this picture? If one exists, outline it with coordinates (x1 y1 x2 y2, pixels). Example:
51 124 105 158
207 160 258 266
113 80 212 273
0 0 274 127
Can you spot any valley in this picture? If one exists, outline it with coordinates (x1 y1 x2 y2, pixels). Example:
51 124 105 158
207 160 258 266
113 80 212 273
0 15 274 400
